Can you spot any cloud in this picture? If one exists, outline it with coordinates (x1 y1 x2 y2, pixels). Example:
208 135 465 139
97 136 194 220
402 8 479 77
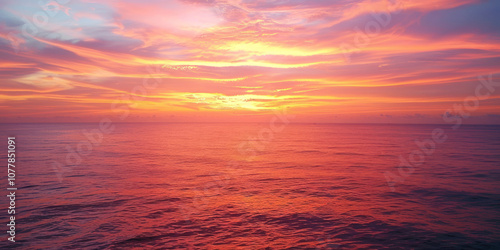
404 0 500 39
0 0 499 123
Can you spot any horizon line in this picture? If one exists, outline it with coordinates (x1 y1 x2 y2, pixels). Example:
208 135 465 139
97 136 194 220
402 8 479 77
1 121 500 126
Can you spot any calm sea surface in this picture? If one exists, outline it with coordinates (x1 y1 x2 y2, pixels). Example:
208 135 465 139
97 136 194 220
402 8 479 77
0 123 499 249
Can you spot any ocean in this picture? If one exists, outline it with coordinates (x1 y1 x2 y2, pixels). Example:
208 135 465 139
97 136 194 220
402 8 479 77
0 123 499 249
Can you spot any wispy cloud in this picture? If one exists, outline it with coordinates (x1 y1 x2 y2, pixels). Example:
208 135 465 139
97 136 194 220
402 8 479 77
0 0 499 123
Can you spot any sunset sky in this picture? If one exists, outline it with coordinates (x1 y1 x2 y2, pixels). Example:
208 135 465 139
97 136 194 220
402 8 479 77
1 0 499 123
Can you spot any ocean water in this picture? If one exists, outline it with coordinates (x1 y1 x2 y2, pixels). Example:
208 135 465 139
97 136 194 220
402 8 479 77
0 123 499 249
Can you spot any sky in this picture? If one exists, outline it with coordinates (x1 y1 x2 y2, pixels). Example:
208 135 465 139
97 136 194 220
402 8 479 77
0 0 500 124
